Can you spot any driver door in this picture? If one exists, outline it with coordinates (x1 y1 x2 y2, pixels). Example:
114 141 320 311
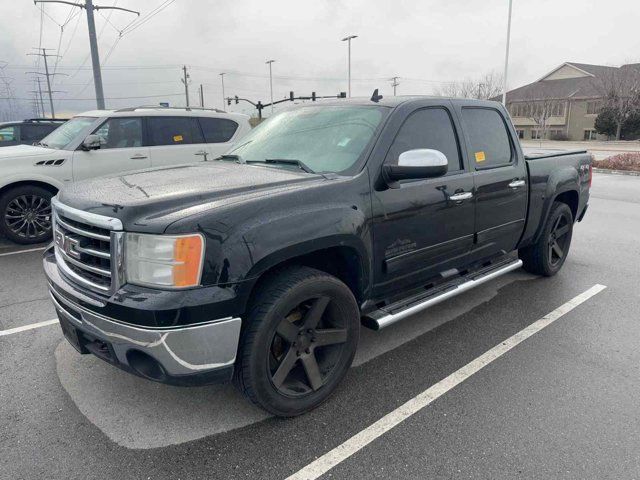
371 104 475 297
72 117 150 180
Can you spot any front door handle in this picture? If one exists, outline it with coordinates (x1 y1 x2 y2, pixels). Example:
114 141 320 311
449 192 473 202
130 154 148 160
509 179 526 188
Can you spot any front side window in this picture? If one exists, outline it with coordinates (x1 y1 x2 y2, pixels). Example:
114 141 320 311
92 117 143 149
199 117 238 143
148 117 204 146
40 116 97 150
228 106 386 174
461 108 513 168
385 108 462 172
0 125 17 143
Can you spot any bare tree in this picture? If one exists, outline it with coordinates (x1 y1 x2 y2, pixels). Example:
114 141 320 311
593 65 640 140
434 71 503 100
519 85 562 142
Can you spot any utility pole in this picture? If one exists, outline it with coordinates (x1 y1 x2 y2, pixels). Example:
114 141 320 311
181 65 190 107
219 73 226 110
26 48 63 118
501 0 513 106
391 76 400 96
199 84 204 107
36 77 45 116
266 60 275 114
341 35 357 97
33 1 139 110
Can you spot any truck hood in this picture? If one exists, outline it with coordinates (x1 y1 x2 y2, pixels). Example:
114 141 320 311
57 161 326 232
0 144 61 159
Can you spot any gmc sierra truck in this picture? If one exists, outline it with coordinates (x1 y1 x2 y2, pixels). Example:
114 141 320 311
43 96 592 417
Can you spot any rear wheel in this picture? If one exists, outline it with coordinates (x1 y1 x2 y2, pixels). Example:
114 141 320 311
0 185 53 244
519 201 573 276
234 266 360 417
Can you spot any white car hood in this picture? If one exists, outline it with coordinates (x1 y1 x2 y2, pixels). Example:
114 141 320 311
0 144 63 159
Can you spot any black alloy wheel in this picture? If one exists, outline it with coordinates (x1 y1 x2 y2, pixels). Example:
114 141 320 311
0 186 53 244
547 210 571 267
235 266 360 417
269 296 349 396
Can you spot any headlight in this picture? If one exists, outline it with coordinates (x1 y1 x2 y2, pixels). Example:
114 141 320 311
125 233 205 288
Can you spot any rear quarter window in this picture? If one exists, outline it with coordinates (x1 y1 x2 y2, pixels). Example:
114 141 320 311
461 108 513 168
199 117 238 143
148 117 204 146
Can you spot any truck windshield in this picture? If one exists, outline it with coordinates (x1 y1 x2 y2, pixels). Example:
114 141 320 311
227 105 386 173
39 116 96 150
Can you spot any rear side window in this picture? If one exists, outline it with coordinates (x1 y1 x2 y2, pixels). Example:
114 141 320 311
199 117 238 143
0 125 17 142
385 107 462 172
461 108 513 168
148 117 204 146
22 124 55 142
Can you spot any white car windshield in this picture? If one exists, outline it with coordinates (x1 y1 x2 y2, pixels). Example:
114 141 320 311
39 116 97 150
227 106 386 174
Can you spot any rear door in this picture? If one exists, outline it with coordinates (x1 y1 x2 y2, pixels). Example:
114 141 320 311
146 116 209 166
72 116 150 180
457 104 528 257
371 102 476 296
198 117 240 159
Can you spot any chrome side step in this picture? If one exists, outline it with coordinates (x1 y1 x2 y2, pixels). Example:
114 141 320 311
364 258 523 330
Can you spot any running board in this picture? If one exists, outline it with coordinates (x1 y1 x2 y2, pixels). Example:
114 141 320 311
363 258 523 330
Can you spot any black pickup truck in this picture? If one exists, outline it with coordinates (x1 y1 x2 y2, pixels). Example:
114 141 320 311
43 97 592 416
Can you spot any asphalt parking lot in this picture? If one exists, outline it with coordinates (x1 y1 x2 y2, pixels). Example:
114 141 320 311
1 172 640 480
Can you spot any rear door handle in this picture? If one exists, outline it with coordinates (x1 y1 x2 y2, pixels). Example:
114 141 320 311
194 150 209 160
509 179 526 188
130 154 148 160
449 192 473 202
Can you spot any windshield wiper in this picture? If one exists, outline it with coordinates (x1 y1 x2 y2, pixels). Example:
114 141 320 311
263 158 315 174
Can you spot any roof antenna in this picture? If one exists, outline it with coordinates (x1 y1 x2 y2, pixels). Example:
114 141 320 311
370 88 383 102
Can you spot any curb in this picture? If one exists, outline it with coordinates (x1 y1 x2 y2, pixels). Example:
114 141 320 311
593 168 640 177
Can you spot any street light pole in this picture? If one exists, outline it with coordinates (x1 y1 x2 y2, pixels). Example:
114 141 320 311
501 0 513 106
266 60 275 113
219 72 226 110
341 35 357 97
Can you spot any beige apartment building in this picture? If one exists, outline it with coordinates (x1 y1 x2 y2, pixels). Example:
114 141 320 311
504 62 640 141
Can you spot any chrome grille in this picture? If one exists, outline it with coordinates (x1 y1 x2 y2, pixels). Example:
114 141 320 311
52 198 123 294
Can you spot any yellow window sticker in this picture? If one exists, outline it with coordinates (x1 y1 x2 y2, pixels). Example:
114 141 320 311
475 151 486 162
173 134 184 142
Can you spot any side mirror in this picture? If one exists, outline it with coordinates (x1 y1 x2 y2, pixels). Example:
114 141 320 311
383 149 448 188
81 134 103 151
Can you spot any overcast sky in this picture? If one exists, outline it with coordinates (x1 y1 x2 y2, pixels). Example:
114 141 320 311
1 0 639 118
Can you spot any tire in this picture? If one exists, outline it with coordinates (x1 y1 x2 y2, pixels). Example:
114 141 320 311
234 266 360 417
519 201 573 276
0 185 54 245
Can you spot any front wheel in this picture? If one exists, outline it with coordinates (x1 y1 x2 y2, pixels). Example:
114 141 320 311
0 185 54 244
519 201 574 276
234 266 360 417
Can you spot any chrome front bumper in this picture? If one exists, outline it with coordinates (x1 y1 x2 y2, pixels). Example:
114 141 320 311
48 284 242 385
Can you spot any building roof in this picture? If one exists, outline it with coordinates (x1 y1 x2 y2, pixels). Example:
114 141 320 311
504 61 640 103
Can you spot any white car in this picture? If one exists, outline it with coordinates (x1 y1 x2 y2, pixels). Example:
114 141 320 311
0 107 251 244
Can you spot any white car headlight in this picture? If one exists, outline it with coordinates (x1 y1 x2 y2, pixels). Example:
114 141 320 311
125 233 205 288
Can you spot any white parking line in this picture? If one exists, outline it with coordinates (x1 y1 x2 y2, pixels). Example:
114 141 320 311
0 319 59 337
0 246 47 257
286 284 607 480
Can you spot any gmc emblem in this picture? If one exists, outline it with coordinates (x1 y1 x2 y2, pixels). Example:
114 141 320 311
55 230 82 260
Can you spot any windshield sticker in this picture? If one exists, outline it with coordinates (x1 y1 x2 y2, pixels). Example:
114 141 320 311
173 134 184 142
475 151 486 162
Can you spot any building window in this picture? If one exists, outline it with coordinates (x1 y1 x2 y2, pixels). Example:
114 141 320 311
531 129 541 140
550 102 565 117
586 101 601 115
583 129 598 140
516 129 524 139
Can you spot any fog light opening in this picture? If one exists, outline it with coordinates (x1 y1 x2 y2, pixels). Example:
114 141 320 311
126 350 166 381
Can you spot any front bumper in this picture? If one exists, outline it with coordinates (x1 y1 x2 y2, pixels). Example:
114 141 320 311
44 249 242 386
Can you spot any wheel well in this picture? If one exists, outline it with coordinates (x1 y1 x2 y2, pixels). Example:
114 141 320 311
248 246 365 306
554 190 578 220
0 181 58 199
